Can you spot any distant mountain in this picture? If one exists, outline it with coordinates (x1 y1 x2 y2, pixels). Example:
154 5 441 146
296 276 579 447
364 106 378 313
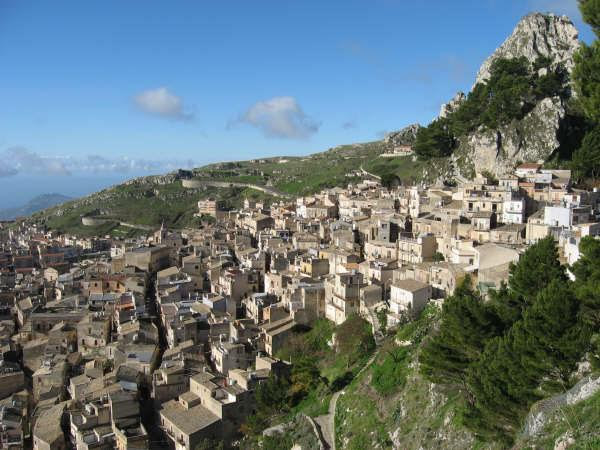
0 193 73 220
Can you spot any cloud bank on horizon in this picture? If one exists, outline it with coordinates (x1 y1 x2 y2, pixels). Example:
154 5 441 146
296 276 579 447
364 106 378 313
133 87 194 121
234 96 320 140
0 147 197 178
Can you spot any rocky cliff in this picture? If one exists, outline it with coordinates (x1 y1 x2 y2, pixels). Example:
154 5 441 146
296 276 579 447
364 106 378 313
453 95 566 177
384 124 421 147
475 13 580 85
441 13 581 178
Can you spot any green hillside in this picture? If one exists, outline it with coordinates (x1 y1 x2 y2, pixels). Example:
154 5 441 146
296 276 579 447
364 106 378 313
29 136 433 236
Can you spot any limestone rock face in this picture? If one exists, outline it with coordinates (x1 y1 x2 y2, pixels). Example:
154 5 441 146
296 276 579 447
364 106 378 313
475 13 580 86
384 124 421 147
437 13 580 179
455 96 565 177
439 92 466 119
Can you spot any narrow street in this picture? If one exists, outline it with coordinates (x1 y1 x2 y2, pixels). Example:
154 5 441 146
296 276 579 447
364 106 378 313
139 272 170 449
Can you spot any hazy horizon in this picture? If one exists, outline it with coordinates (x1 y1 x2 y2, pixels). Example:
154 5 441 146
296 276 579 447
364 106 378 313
1 0 593 209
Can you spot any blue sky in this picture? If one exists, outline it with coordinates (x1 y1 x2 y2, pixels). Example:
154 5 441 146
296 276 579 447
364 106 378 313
0 0 593 206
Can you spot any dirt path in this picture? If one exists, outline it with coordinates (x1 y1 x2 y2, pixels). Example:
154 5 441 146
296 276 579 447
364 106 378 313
314 353 378 449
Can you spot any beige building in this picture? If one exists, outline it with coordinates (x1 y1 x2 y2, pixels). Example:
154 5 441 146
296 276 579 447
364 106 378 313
124 246 171 272
261 317 296 356
397 232 437 264
324 271 363 325
160 371 254 449
197 198 225 218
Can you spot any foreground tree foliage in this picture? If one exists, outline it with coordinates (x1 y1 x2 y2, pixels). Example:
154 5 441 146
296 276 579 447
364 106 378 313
571 236 600 369
419 276 503 387
420 237 594 444
505 236 566 308
571 125 600 182
466 281 587 441
572 0 600 180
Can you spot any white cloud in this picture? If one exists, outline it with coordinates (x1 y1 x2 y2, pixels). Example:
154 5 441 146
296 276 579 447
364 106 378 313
0 161 17 177
4 146 70 176
133 87 194 121
236 96 320 139
0 147 197 177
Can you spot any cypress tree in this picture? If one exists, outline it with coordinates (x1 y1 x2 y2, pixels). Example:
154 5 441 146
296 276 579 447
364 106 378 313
507 236 565 308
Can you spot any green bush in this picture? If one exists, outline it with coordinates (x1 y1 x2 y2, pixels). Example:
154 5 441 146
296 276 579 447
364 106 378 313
371 347 411 394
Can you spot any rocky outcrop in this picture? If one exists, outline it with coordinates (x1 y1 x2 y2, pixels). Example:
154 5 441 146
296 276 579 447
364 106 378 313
440 92 466 119
521 374 600 439
384 124 421 147
475 13 580 86
454 96 565 177
435 12 580 180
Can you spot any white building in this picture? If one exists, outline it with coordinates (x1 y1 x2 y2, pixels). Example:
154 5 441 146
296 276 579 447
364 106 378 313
502 198 525 224
544 205 592 228
388 279 432 324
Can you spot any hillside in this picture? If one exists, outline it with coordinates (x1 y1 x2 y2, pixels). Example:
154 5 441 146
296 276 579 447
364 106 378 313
250 237 600 450
0 193 72 220
30 136 431 235
419 13 585 180
27 12 592 236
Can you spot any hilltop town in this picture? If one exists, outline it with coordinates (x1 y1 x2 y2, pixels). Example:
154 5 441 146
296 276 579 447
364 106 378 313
0 157 598 449
2 5 600 449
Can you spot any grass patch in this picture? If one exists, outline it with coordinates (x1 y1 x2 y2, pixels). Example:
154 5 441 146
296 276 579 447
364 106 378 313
371 346 411 395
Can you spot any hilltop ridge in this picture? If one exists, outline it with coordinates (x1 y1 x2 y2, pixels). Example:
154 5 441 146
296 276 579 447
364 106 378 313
29 12 586 235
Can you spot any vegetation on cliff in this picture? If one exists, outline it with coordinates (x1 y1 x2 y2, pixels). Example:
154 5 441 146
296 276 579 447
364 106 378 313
571 0 600 184
416 236 600 446
414 56 569 160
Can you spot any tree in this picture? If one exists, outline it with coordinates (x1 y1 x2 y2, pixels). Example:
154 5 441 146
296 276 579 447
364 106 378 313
254 375 290 416
571 236 600 327
335 314 375 367
481 57 533 129
514 280 587 382
571 125 600 182
419 277 503 387
573 0 600 121
580 0 600 36
376 307 388 335
571 235 600 282
381 173 401 190
507 236 566 309
289 356 322 402
414 118 455 159
466 280 587 442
